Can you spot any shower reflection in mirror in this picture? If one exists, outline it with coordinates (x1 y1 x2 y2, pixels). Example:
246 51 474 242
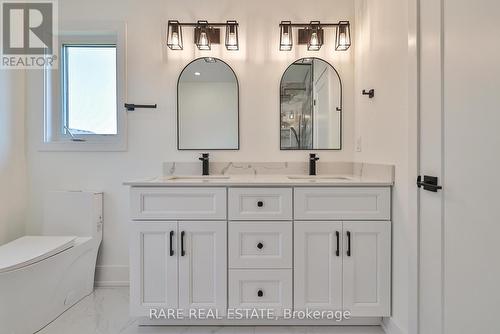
280 57 342 150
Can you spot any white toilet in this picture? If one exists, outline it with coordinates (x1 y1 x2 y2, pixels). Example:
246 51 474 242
0 191 103 334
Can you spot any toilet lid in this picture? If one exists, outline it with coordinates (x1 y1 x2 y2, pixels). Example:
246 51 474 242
0 236 76 273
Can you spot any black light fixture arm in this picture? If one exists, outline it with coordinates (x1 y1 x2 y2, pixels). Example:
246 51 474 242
279 22 342 28
177 22 239 27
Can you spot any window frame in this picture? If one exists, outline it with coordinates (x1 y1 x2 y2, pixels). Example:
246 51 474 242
40 22 127 151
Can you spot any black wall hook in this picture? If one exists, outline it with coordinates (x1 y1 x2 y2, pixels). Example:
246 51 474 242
362 89 375 98
124 103 157 111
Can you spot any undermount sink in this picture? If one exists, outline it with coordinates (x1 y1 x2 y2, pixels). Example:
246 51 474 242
168 175 231 181
287 175 352 180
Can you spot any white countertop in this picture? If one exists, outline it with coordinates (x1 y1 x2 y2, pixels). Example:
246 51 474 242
124 174 393 187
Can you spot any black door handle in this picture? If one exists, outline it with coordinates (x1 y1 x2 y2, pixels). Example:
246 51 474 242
347 231 351 257
417 175 442 192
335 231 340 257
169 231 174 256
257 242 264 250
257 290 264 297
181 231 186 256
257 201 264 208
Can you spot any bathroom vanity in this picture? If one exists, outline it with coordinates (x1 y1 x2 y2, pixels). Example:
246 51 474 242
125 162 393 325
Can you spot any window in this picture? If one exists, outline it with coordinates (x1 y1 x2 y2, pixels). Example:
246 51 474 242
40 23 126 151
62 45 117 135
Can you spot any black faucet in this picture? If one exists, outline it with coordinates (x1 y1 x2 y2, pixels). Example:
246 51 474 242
309 153 320 176
199 153 209 176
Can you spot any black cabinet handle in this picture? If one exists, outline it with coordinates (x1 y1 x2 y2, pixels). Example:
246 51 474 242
169 231 174 256
181 231 186 256
257 242 264 250
335 231 340 257
257 290 264 297
347 231 351 257
257 201 264 208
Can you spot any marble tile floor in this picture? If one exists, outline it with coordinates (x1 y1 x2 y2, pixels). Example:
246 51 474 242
38 288 385 334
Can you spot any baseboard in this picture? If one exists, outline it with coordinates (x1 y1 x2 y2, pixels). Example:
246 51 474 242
381 318 405 334
94 265 129 287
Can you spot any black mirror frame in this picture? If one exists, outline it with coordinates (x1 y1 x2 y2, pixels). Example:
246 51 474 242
279 57 343 151
177 57 240 151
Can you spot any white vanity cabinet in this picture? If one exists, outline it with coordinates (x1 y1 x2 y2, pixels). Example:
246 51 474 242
294 221 391 317
128 183 392 323
293 187 392 317
129 188 227 317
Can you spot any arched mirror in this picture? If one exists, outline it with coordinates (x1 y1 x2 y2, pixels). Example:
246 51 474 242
177 57 239 150
280 57 342 150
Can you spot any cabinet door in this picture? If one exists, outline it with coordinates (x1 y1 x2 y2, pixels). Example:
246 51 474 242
178 221 227 315
130 222 178 316
294 222 343 311
343 221 391 316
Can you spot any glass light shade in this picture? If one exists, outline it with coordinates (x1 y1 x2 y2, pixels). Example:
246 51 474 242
196 21 211 50
280 21 293 51
167 20 183 50
225 20 239 50
307 22 323 51
335 21 351 51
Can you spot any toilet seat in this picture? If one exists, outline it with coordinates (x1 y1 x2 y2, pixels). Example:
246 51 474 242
0 236 76 273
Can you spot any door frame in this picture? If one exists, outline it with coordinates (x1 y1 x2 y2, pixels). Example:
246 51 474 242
408 0 420 333
408 1 446 334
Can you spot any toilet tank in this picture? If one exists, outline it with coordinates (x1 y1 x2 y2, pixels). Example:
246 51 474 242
43 191 103 238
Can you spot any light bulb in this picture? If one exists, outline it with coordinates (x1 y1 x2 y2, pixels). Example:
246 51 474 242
310 32 319 47
200 32 208 46
282 32 290 45
228 33 236 46
171 32 179 45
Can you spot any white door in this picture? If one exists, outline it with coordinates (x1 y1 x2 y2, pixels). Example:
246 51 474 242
178 221 227 316
129 222 178 316
418 1 500 333
342 221 391 317
294 222 343 311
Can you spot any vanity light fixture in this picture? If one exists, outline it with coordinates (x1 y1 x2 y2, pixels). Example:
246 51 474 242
307 21 323 51
195 20 211 50
166 20 183 50
166 20 240 51
278 20 351 52
335 21 351 51
279 21 293 51
225 20 239 50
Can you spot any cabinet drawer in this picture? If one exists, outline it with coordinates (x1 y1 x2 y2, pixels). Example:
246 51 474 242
229 269 292 317
294 187 391 220
228 188 292 220
130 187 226 220
229 222 292 269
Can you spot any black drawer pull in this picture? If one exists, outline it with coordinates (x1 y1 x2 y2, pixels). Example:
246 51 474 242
181 231 186 256
169 231 174 256
257 201 264 208
347 231 351 257
335 231 340 257
257 242 264 250
257 290 264 297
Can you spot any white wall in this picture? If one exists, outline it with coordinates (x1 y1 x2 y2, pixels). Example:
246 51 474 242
25 0 355 285
0 70 27 244
354 0 410 333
